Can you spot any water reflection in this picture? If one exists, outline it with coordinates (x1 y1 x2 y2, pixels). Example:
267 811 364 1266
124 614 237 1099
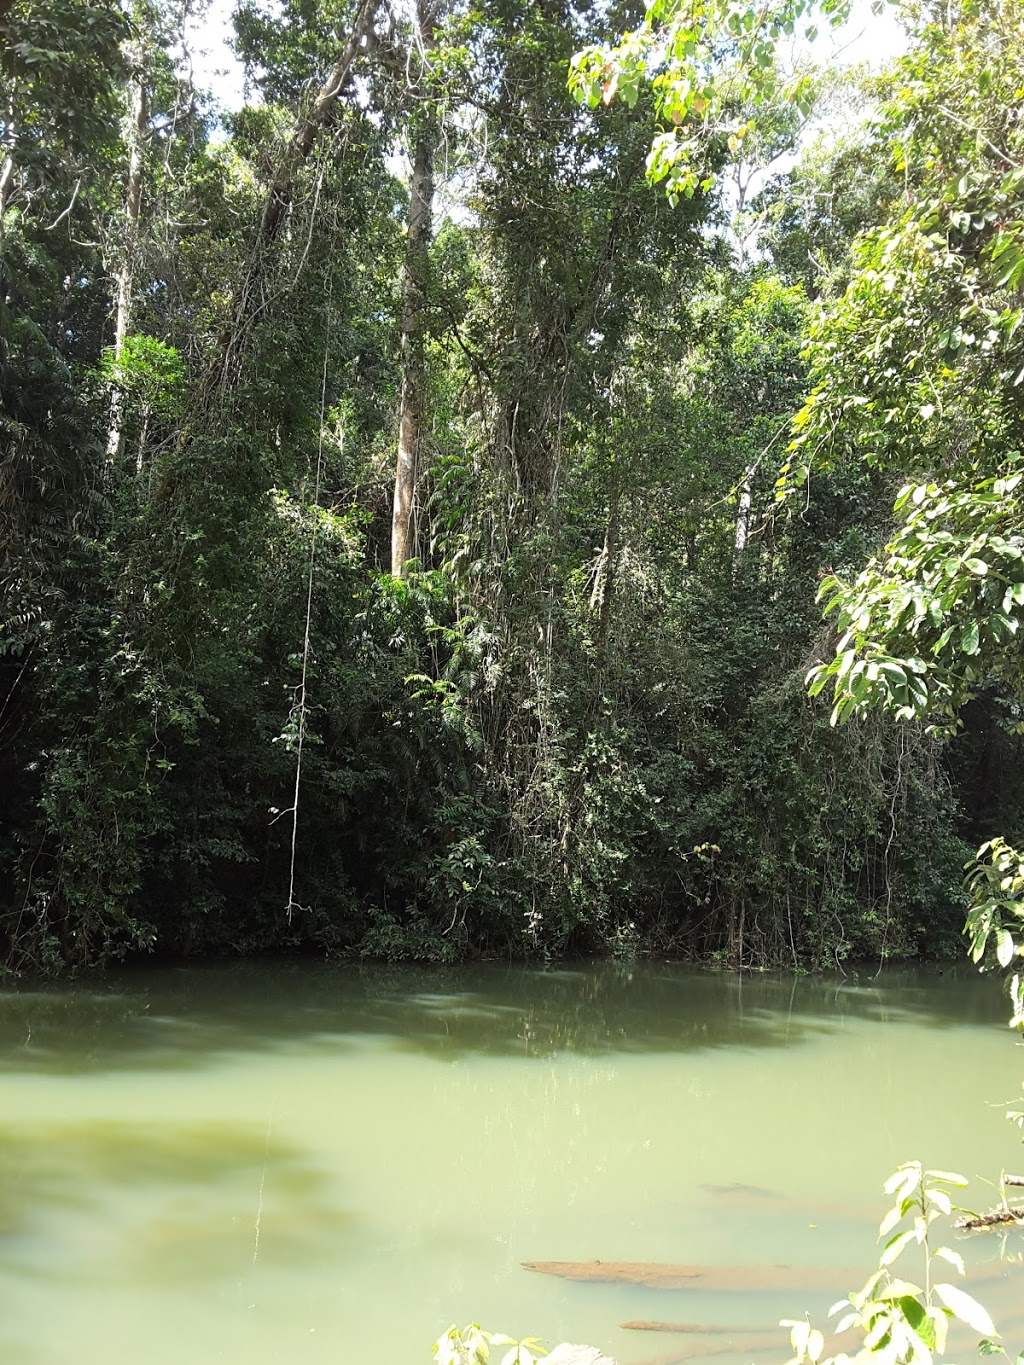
0 960 1009 1075
0 1121 354 1280
0 960 1020 1365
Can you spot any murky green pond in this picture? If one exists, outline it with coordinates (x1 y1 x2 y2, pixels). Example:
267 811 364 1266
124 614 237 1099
1 961 1023 1365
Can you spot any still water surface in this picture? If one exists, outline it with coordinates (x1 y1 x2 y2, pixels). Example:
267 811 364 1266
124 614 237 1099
1 961 1023 1365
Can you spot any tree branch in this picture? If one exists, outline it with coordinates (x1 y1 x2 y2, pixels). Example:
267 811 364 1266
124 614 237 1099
259 0 382 246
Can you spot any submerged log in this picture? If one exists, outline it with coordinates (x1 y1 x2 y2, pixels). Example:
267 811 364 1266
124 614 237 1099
697 1185 876 1223
621 1322 762 1334
632 1328 860 1365
699 1183 781 1200
630 1335 784 1359
623 1324 861 1353
621 1326 784 1354
523 1260 857 1292
956 1206 1024 1231
632 1352 743 1365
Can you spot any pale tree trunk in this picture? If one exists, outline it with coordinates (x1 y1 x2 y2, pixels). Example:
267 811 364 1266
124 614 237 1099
733 465 754 558
0 89 18 250
590 458 622 684
106 12 151 464
0 151 14 231
390 0 437 577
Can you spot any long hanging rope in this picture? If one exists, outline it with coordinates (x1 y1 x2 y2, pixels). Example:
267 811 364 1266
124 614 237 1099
285 304 332 924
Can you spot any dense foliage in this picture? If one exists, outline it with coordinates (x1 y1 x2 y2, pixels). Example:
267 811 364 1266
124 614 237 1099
0 0 1016 972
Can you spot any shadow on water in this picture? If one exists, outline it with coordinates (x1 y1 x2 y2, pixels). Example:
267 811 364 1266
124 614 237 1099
0 959 1010 1076
0 1120 357 1281
0 959 1021 1365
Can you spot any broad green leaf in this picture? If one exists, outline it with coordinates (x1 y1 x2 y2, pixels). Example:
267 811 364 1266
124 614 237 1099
881 1229 917 1266
878 1279 923 1299
996 927 1015 967
932 1246 965 1275
879 1203 904 1237
806 667 830 696
932 1283 996 1336
925 1188 951 1215
922 1170 967 1187
901 1296 935 1349
784 1319 811 1357
885 1164 922 1197
864 1314 893 1350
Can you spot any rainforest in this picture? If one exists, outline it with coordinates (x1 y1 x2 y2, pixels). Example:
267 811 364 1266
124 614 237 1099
4 0 1024 979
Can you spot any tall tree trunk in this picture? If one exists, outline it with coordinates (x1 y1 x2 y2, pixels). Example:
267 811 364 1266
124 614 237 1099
0 154 14 241
391 0 436 577
590 454 622 690
0 85 16 244
106 11 151 464
733 464 754 559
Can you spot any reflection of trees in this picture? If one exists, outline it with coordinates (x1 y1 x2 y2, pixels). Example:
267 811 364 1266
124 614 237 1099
0 961 1005 1076
0 1122 355 1279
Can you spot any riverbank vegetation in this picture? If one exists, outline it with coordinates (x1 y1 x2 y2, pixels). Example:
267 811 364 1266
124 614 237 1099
3 0 1024 974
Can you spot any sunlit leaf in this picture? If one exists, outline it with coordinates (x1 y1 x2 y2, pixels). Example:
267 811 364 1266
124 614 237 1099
932 1246 965 1276
881 1229 918 1266
933 1283 997 1336
996 927 1015 967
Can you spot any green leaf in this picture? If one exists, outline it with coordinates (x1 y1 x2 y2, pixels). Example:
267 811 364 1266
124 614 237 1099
807 666 831 697
900 1296 935 1349
878 1279 923 1299
885 1165 922 1199
997 926 1015 967
879 1203 904 1237
932 1246 965 1275
962 621 980 655
926 1187 951 1216
880 1228 917 1266
932 1283 996 1336
929 1308 949 1354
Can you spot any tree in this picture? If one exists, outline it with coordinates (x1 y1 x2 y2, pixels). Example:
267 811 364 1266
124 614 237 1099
392 0 439 577
568 0 850 199
789 0 1024 1011
0 0 995 970
106 1 155 464
0 0 127 239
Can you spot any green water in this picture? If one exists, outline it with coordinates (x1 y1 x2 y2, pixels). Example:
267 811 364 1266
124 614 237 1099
1 961 1022 1365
